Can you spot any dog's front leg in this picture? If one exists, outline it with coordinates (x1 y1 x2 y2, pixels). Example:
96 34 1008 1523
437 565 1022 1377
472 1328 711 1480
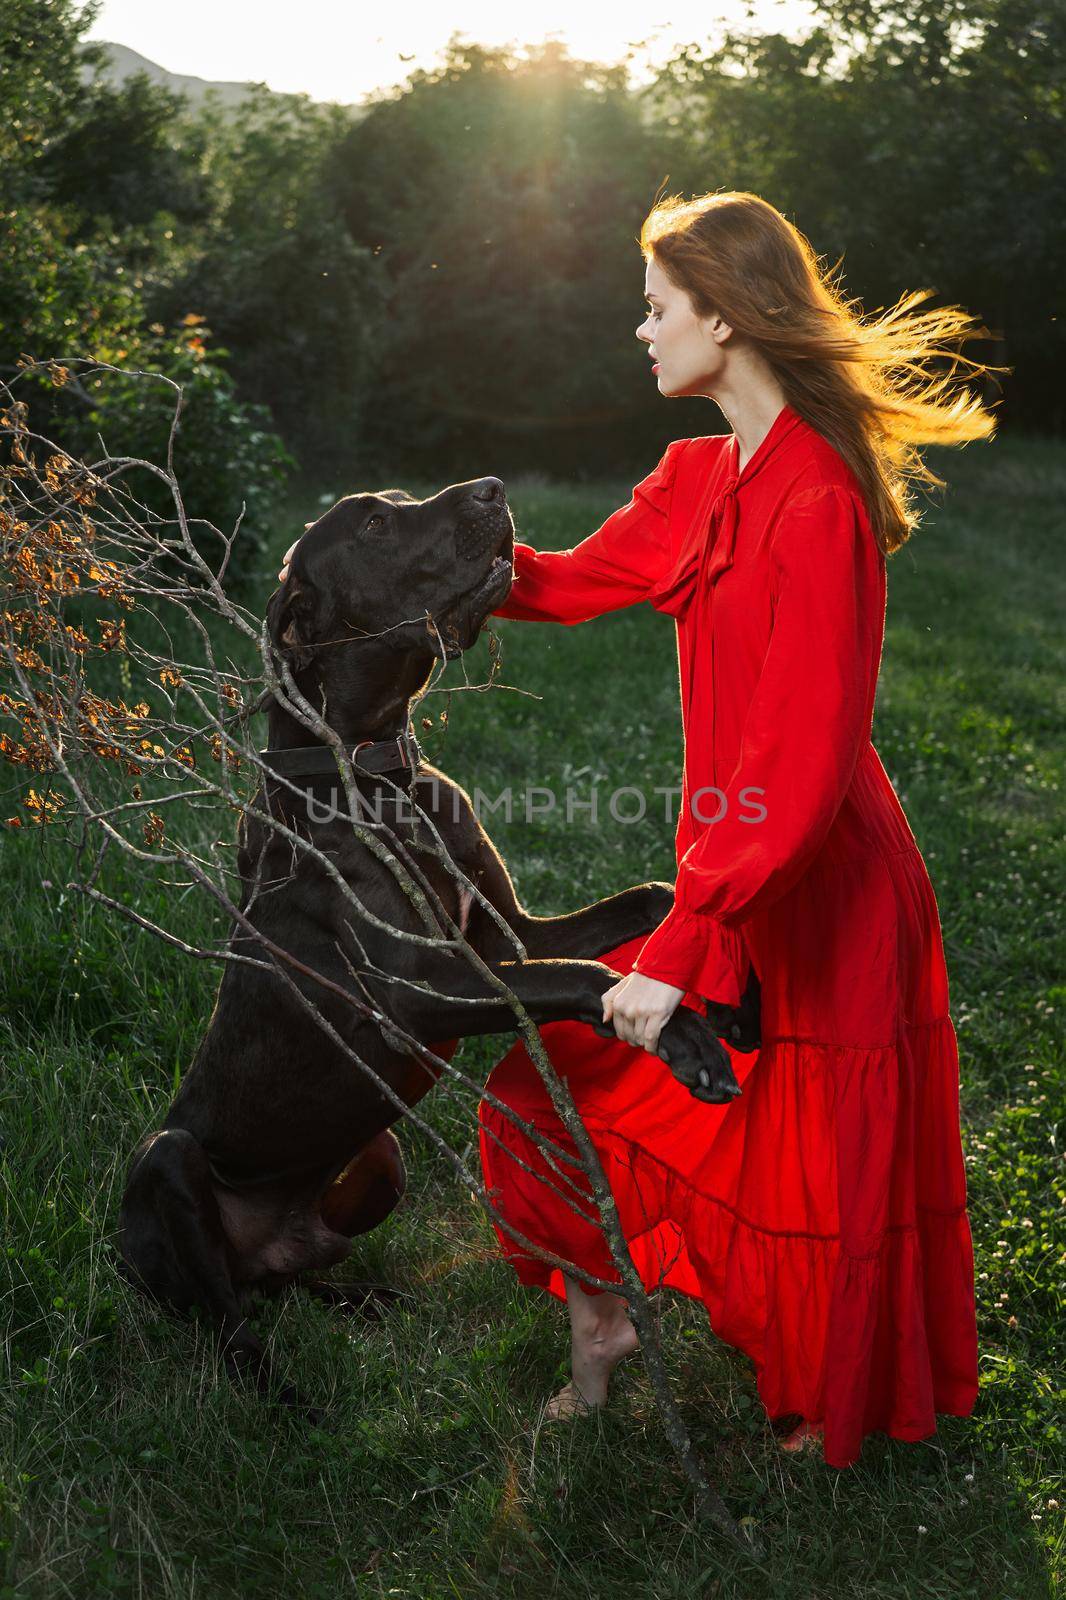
501 886 761 1056
374 954 741 1105
504 881 675 961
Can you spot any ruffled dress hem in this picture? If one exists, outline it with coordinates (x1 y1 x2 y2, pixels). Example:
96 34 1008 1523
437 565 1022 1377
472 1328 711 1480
478 1013 979 1471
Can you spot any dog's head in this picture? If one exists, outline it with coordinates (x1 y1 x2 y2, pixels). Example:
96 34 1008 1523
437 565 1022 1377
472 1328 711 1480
266 477 514 677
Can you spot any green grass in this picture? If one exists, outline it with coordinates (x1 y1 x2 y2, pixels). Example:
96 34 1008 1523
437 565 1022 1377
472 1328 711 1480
1 436 1063 1598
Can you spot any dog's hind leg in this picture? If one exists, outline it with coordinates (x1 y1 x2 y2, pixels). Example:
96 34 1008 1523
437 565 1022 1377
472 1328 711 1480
318 1129 406 1236
118 1128 245 1321
117 1127 324 1422
306 1131 416 1318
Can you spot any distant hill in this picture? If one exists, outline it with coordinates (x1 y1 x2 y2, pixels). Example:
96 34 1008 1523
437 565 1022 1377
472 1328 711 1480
81 41 349 111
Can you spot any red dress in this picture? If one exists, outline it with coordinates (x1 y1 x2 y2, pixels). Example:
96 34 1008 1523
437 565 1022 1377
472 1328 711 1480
477 404 978 1469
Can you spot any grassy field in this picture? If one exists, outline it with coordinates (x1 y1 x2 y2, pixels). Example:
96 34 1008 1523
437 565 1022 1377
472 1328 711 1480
1 435 1063 1598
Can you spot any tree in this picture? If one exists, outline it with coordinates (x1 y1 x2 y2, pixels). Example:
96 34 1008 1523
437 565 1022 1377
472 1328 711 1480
37 72 212 237
0 0 104 205
327 40 707 478
647 0 1065 428
153 87 378 476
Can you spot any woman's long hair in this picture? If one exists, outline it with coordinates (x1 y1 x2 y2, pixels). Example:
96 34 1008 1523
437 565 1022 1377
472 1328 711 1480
640 191 999 553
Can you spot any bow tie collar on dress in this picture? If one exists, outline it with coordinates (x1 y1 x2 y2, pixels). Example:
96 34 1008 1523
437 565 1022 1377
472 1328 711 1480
649 478 740 619
648 405 802 622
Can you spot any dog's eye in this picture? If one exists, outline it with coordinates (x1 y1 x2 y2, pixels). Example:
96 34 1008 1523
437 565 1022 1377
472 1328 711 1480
365 514 386 532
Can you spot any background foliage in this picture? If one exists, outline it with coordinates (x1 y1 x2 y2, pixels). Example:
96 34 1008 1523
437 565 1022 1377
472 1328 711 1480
2 0 1063 574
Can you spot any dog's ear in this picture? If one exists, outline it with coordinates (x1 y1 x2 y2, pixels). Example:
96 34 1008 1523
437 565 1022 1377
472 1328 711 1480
266 581 316 673
377 488 416 505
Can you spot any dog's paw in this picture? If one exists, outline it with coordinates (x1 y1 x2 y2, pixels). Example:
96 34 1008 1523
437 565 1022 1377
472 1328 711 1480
704 1000 761 1053
705 969 762 1054
657 1010 742 1105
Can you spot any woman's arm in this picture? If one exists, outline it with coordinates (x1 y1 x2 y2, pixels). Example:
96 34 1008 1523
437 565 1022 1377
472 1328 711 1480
491 439 690 624
632 483 887 1006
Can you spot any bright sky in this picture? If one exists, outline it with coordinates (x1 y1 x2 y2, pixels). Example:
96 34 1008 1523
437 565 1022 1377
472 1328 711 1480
80 0 817 104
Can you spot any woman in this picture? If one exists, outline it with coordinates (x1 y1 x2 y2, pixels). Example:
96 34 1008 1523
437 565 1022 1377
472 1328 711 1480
471 191 991 1470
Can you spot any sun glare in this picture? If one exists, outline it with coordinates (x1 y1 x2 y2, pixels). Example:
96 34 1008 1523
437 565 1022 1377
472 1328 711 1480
83 0 817 104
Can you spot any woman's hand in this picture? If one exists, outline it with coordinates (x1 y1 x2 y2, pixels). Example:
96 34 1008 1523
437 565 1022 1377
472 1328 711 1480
601 971 686 1055
277 523 314 582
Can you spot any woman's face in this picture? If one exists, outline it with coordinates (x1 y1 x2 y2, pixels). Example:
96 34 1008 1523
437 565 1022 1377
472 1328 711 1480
636 255 728 399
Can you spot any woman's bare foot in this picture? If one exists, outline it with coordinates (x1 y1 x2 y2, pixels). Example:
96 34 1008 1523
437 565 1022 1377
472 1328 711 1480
543 1276 640 1422
778 1419 825 1454
544 1381 594 1421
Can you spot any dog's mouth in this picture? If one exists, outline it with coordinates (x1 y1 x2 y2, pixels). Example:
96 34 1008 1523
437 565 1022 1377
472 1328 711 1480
458 551 514 632
430 552 514 658
465 552 513 608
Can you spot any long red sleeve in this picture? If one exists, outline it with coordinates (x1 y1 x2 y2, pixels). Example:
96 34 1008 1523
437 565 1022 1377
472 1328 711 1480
491 440 689 624
632 484 886 1003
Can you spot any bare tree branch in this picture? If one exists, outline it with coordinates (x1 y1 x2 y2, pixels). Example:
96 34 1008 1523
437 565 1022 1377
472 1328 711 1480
0 363 763 1556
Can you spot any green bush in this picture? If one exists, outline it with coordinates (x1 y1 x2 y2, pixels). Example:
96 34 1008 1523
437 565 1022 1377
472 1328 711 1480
58 320 295 591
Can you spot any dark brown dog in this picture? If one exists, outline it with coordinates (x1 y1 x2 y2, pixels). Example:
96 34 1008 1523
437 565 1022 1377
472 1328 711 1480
116 474 758 1410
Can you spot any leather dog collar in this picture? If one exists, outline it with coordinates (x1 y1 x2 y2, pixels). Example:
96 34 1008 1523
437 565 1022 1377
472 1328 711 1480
257 728 424 782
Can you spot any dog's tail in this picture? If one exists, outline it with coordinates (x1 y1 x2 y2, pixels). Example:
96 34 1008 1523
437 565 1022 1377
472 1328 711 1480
116 1127 324 1425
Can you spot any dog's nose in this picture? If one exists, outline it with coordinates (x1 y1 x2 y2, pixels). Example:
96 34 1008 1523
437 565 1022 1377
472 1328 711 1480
471 477 504 504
